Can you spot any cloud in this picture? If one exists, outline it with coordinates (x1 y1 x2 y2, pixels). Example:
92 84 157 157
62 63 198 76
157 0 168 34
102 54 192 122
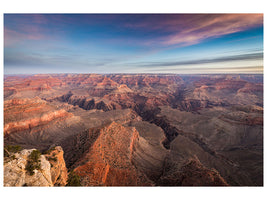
164 15 262 46
127 52 263 67
142 65 263 74
123 14 263 47
4 27 46 47
4 14 263 49
4 14 57 47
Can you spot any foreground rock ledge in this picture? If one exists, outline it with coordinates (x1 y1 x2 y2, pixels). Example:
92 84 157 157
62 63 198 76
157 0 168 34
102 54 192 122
4 146 68 187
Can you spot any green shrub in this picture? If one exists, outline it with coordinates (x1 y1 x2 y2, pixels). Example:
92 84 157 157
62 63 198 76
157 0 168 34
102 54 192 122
66 171 82 186
25 160 41 176
5 145 22 153
25 150 41 176
47 156 58 162
29 150 41 162
4 148 10 157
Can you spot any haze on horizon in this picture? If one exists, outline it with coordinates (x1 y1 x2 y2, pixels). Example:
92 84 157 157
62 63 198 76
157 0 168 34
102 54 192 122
4 14 263 74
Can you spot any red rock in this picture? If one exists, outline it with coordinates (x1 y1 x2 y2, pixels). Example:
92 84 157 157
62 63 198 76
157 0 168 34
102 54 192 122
4 98 72 135
74 122 152 186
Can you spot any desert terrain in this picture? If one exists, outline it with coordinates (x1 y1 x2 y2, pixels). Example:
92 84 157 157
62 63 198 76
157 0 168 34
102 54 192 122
3 73 263 186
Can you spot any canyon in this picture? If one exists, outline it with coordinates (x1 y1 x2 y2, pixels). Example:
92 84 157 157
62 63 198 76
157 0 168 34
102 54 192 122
3 73 263 186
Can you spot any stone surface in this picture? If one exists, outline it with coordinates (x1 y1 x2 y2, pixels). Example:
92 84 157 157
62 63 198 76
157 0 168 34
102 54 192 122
74 122 153 186
4 74 263 186
4 146 68 187
4 149 53 187
44 146 68 186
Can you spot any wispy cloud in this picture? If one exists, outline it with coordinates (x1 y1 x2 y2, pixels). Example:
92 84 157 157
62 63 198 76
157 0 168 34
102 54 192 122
127 52 263 67
123 14 263 47
4 14 263 74
142 65 263 74
4 27 47 47
4 14 58 47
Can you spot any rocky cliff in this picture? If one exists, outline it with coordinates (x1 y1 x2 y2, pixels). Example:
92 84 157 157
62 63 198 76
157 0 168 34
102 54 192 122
4 146 68 187
73 122 153 186
3 73 263 186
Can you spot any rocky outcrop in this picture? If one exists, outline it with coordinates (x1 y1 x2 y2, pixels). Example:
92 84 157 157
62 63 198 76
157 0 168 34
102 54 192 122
44 146 68 186
73 122 153 186
178 158 228 186
158 157 228 186
68 96 114 111
237 82 263 94
4 149 53 186
4 146 68 187
96 76 119 87
179 99 209 112
3 73 263 186
215 80 247 91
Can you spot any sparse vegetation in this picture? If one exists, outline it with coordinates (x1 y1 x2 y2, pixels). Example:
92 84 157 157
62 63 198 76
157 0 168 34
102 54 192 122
4 145 22 158
29 150 41 162
4 148 10 157
5 145 22 154
25 150 41 176
47 156 58 162
66 171 81 186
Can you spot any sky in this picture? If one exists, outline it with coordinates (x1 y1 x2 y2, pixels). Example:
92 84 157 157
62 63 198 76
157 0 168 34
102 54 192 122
4 14 263 74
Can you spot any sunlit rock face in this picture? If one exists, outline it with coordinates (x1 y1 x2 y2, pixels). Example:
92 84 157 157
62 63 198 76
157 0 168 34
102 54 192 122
4 74 263 186
4 146 68 187
73 122 153 186
4 149 53 187
44 146 68 186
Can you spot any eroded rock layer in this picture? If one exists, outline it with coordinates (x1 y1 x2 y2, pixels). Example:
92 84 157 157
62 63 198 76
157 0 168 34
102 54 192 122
4 73 263 186
73 122 153 186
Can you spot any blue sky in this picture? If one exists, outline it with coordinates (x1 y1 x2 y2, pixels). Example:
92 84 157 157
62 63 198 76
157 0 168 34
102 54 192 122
4 14 263 74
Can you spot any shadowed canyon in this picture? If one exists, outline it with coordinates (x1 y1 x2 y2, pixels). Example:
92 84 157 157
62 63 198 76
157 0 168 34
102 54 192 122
3 73 263 186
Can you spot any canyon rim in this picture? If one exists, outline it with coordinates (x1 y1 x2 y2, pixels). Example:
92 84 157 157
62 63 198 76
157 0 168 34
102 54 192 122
3 13 263 187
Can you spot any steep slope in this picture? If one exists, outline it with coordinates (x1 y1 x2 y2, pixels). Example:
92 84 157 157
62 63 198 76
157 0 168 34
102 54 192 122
158 157 228 186
44 146 68 186
153 106 263 185
129 121 168 181
3 73 263 186
73 122 153 186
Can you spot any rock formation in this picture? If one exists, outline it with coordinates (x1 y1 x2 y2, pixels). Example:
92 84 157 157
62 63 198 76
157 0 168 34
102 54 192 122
4 146 68 187
44 146 68 186
3 73 263 186
73 122 153 186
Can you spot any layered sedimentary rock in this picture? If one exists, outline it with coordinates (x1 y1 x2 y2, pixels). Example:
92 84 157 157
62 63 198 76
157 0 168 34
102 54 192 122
3 73 263 186
4 97 72 135
73 122 152 186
